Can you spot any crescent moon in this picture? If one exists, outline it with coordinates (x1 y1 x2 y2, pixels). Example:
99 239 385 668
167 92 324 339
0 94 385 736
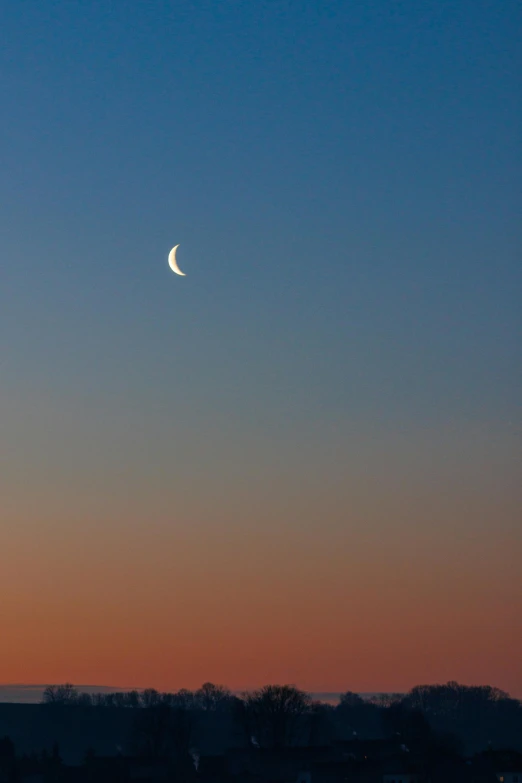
168 245 185 276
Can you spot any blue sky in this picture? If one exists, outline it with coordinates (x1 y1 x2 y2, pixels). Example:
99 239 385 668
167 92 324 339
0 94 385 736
2 0 519 425
0 0 521 693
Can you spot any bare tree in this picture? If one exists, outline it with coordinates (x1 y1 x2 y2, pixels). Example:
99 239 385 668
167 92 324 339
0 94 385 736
241 684 312 749
171 689 197 710
125 690 141 708
339 691 365 707
371 692 403 708
91 692 108 708
195 682 232 711
75 692 93 707
42 683 79 705
141 688 161 708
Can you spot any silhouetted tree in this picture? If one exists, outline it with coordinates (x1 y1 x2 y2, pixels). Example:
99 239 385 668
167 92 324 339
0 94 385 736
24 678 521 761
335 691 382 739
91 692 107 707
75 692 93 707
108 692 123 708
241 684 312 749
42 683 79 705
307 701 335 746
399 681 522 752
130 702 196 765
372 692 403 708
339 691 365 708
171 689 197 711
140 688 161 708
125 690 141 708
403 681 509 719
195 682 232 711
159 692 174 707
132 704 172 760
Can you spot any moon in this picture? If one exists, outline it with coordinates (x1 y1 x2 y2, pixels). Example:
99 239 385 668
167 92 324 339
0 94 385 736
168 245 185 276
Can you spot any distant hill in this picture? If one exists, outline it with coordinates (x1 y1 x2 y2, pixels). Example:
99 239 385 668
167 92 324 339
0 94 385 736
0 684 387 705
0 684 128 704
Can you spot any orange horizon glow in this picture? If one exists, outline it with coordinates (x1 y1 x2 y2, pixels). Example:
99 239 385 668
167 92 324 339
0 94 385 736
2 420 521 701
2 0 521 720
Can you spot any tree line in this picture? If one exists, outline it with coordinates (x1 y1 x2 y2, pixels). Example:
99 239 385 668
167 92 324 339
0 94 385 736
42 682 234 710
39 680 522 756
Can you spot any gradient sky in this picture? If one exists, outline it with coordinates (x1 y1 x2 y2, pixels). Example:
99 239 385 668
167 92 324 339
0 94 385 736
1 0 521 697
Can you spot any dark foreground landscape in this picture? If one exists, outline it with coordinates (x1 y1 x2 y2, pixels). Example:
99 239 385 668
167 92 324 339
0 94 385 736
0 681 521 781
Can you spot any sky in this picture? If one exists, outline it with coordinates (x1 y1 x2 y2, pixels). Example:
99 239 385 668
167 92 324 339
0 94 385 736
0 0 521 698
